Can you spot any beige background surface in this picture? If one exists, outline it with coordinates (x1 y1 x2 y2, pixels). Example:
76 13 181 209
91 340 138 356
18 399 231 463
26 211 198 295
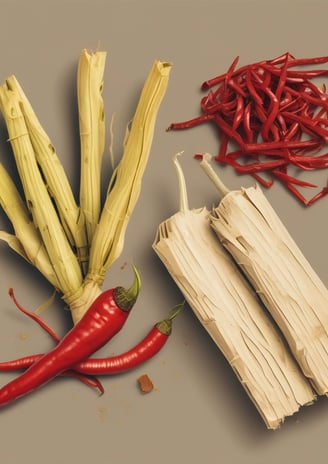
0 0 327 462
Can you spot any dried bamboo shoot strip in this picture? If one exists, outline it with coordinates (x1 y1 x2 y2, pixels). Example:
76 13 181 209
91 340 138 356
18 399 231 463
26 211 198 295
87 60 172 286
0 85 83 300
78 50 106 247
5 75 89 274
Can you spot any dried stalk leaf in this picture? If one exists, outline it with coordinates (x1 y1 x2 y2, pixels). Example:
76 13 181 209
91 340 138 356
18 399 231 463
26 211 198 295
78 49 106 246
0 85 83 302
153 154 315 429
87 60 172 285
5 75 89 274
0 231 29 260
209 182 328 395
0 163 59 287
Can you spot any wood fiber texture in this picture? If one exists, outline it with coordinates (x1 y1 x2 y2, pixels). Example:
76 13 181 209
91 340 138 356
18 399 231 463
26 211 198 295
153 207 315 429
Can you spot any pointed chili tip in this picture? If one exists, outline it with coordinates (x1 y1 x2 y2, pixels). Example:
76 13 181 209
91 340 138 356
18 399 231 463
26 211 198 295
8 287 13 297
114 265 141 311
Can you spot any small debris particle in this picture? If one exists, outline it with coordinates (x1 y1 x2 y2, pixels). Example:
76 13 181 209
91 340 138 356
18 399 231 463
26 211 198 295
18 333 29 340
137 374 154 394
120 261 127 270
97 406 109 422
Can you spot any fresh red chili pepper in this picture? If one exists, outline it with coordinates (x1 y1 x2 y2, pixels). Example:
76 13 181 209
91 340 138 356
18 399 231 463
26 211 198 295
0 303 184 376
0 268 141 406
5 289 107 393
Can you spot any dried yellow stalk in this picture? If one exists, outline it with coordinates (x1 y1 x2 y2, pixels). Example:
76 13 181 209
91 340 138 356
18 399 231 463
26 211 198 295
0 52 171 325
201 156 328 396
0 163 59 288
0 85 83 301
153 154 315 429
78 49 106 247
86 60 172 287
5 75 88 274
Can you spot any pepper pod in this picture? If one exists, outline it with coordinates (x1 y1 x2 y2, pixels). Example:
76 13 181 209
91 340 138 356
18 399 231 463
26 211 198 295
200 155 328 397
153 153 315 430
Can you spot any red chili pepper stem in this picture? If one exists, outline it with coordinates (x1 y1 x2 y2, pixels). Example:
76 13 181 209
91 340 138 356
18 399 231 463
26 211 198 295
156 301 185 336
113 265 141 311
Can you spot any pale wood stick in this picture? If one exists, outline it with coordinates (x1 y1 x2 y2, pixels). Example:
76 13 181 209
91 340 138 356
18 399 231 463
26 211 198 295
201 155 328 395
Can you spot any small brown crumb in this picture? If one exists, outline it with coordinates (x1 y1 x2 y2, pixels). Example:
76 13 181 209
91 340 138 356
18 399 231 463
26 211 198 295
120 261 127 270
137 374 154 394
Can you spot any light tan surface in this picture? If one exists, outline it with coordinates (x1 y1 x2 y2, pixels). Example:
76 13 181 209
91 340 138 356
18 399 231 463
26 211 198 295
0 1 327 463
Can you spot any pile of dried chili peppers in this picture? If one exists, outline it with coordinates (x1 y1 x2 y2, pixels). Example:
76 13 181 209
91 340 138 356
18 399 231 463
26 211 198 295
168 52 328 205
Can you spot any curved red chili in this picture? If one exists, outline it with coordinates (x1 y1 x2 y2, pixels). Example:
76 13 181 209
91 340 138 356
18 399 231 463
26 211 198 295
0 303 184 376
0 267 141 406
4 291 105 393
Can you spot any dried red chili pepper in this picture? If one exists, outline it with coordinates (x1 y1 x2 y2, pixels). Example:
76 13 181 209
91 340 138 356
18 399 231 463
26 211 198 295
168 52 328 204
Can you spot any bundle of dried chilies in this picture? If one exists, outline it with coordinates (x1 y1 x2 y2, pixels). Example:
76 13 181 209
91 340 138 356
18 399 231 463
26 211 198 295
168 52 328 205
153 153 315 430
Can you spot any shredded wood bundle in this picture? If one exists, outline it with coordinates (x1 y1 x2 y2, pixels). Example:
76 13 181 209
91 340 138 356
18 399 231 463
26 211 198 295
200 155 328 396
153 154 315 429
